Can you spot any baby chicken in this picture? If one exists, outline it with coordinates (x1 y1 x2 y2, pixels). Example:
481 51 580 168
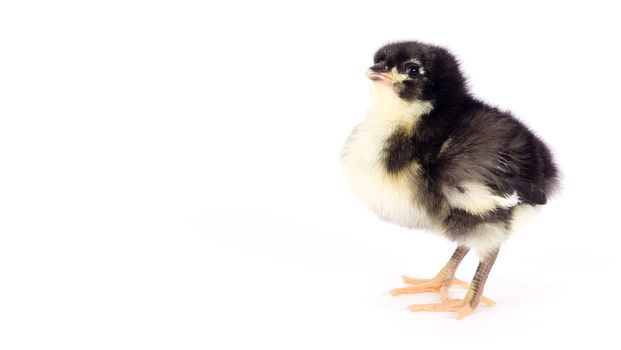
341 41 558 319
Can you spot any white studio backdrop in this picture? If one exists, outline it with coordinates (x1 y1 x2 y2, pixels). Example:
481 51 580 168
1 1 620 349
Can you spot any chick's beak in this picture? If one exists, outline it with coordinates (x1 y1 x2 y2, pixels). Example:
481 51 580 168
365 69 394 84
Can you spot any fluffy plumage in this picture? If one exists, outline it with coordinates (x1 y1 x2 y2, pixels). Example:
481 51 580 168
341 41 559 318
342 41 558 257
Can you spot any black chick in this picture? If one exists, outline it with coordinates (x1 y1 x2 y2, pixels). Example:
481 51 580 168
341 41 558 319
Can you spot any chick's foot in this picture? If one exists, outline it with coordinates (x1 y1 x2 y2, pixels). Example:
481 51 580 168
408 298 477 320
390 275 495 306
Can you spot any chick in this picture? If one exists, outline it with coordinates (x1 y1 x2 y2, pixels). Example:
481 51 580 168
341 41 558 319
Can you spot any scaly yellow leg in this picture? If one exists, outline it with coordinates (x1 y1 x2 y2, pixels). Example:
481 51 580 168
398 249 500 319
390 245 469 300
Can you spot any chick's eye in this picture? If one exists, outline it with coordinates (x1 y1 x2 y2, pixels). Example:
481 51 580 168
405 64 420 77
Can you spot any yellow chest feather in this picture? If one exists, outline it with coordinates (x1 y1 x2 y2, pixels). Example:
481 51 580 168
341 85 434 229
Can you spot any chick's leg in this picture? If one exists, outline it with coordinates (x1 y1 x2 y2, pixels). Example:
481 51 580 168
409 249 499 319
391 246 475 300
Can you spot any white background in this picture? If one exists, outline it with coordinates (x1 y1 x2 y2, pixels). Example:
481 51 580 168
1 1 620 349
